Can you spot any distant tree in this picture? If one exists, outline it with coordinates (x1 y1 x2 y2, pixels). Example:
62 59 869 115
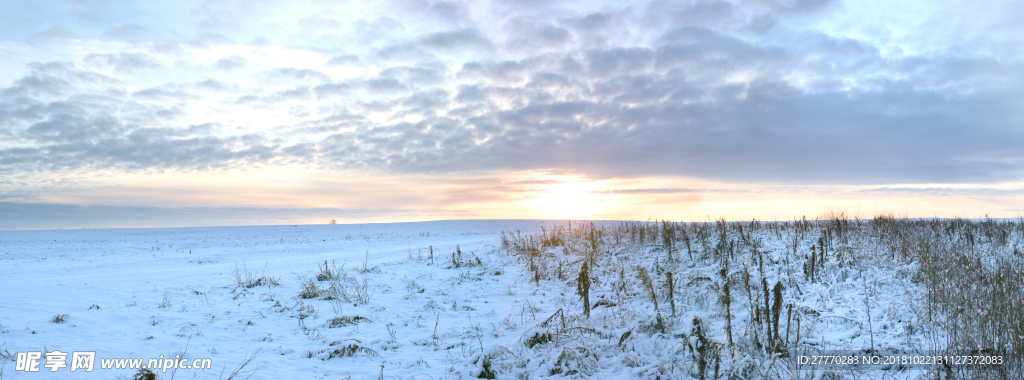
329 219 337 224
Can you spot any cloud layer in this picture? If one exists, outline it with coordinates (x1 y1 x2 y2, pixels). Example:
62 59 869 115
2 0 1022 189
0 202 468 229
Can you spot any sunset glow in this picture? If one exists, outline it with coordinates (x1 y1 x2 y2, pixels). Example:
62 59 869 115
1 0 1023 229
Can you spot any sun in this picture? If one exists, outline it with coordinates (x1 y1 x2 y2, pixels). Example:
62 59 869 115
530 176 604 219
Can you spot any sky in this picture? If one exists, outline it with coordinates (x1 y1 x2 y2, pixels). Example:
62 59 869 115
1 0 1023 229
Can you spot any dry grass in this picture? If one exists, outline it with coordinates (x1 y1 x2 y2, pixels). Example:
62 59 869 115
496 216 1024 379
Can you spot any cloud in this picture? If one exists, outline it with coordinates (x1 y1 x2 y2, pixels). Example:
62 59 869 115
855 187 1024 197
3 73 72 98
194 79 228 91
83 52 162 73
326 54 361 66
379 64 448 86
100 24 158 42
594 188 751 194
22 113 126 143
265 68 330 82
426 1 471 24
132 87 191 101
0 0 1021 188
298 16 341 30
503 17 572 50
568 12 612 32
313 82 353 97
419 29 493 51
363 77 408 94
0 201 469 229
29 26 72 41
1 124 300 172
352 17 405 44
596 188 699 194
755 0 837 14
585 47 654 76
214 55 246 71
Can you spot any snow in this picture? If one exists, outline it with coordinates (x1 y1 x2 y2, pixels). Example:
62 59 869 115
0 220 552 379
1 219 1020 379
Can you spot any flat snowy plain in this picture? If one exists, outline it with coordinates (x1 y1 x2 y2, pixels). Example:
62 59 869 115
1 218 1021 380
1 220 556 379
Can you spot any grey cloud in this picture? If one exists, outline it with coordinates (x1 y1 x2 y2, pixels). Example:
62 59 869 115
364 78 407 93
562 10 634 47
855 187 1024 197
0 91 305 171
311 68 448 100
602 188 699 194
313 83 353 97
746 15 777 33
0 201 467 229
29 26 72 41
447 104 491 120
232 95 258 104
353 17 405 44
803 33 878 58
266 86 312 102
194 79 228 91
122 123 218 140
299 16 341 30
1 98 86 124
306 72 1022 184
214 55 246 71
266 68 331 82
494 0 559 11
316 116 489 172
3 62 121 98
656 26 761 58
662 0 742 27
100 24 158 42
284 112 369 135
133 87 191 101
571 12 612 31
3 74 72 98
379 64 448 86
458 60 538 83
230 86 313 106
391 0 471 26
373 43 439 62
532 25 571 45
427 1 470 24
596 188 748 194
2 1 1021 187
153 41 186 55
84 52 161 73
586 47 654 76
393 89 451 119
69 0 125 23
754 0 837 14
504 18 572 50
104 95 174 124
22 114 127 143
154 106 186 120
190 32 234 47
326 54 361 66
455 84 488 103
647 0 830 31
420 29 493 51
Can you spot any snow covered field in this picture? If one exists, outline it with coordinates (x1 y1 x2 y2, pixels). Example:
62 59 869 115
0 220 554 379
1 218 1022 379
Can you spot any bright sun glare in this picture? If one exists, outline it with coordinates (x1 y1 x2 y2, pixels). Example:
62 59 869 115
530 177 604 219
